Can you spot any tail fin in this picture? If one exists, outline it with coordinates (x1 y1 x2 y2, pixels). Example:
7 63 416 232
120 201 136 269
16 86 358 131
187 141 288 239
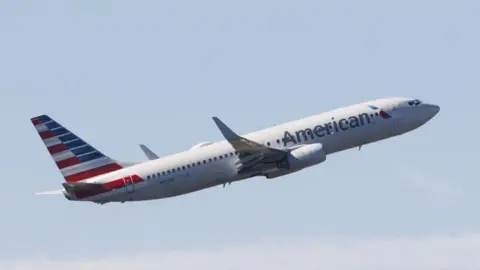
30 114 123 183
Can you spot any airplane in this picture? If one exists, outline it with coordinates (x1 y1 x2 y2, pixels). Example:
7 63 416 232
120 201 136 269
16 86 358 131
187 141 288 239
32 97 440 204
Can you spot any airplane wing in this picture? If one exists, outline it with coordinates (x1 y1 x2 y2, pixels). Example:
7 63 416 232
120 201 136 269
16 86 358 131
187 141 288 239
139 144 159 160
212 117 289 175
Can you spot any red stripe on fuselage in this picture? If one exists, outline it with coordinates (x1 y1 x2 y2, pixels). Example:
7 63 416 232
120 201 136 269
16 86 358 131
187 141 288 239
64 163 123 182
102 175 143 189
56 156 80 169
101 178 125 190
48 143 68 154
74 174 144 200
39 130 55 140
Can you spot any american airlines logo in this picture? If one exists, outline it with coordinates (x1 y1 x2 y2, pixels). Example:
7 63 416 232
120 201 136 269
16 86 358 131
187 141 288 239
282 106 391 146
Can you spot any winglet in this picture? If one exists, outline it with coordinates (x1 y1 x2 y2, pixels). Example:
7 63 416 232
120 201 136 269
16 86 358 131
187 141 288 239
139 144 159 160
212 117 241 141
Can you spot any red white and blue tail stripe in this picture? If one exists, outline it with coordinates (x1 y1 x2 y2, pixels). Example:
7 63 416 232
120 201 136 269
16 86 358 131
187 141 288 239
31 115 123 183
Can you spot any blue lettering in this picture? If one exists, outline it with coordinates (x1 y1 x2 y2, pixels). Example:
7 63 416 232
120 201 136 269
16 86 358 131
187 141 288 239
358 113 371 125
295 128 314 142
339 118 349 130
282 131 297 146
282 113 373 146
325 123 333 135
349 116 360 128
332 117 340 133
313 125 326 137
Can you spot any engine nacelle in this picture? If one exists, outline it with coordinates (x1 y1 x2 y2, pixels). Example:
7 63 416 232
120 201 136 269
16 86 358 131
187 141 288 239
287 143 327 170
266 143 326 179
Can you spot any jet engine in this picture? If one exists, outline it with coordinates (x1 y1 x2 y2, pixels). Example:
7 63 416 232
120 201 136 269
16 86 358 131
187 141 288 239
266 143 327 179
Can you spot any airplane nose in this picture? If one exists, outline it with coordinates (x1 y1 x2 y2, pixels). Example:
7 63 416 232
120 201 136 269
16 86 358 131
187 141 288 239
424 104 440 120
429 104 440 115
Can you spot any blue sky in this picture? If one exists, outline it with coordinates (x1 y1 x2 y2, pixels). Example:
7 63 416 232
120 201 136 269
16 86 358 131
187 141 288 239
1 1 479 269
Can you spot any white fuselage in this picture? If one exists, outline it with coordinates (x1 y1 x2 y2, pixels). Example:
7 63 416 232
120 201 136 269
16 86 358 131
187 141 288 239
71 97 440 203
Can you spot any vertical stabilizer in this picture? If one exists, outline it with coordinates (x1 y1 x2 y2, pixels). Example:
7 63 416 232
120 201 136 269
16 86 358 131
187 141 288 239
30 115 123 182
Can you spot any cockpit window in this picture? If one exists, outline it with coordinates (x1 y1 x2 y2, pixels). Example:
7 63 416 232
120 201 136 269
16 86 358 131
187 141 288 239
407 99 422 106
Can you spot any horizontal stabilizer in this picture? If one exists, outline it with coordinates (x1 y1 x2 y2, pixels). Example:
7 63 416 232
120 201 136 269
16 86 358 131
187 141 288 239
35 189 64 195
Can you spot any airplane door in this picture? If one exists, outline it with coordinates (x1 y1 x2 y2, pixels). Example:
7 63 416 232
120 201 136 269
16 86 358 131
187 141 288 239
124 176 135 194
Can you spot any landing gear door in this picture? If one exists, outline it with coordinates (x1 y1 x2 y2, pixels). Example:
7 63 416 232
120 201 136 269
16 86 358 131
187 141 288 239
124 176 135 194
